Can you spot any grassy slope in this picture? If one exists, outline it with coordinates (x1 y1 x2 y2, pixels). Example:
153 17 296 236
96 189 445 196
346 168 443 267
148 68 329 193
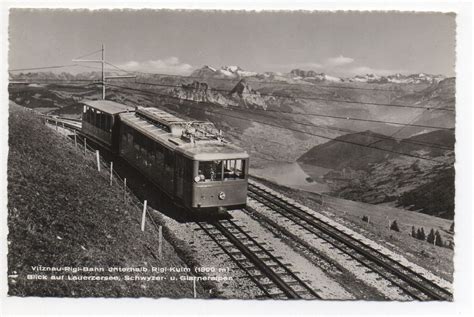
7 103 208 297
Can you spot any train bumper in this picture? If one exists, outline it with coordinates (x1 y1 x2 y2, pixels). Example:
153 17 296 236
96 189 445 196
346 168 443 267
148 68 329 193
191 180 247 209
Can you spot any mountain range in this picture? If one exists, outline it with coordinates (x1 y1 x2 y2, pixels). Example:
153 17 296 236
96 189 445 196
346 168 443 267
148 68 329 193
190 65 446 84
10 65 446 86
9 64 455 219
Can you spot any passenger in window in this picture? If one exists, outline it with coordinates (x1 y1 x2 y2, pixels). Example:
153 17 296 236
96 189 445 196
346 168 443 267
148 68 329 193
198 170 205 182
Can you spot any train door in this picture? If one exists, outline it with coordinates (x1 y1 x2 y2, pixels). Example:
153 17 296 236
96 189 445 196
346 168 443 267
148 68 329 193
175 155 185 199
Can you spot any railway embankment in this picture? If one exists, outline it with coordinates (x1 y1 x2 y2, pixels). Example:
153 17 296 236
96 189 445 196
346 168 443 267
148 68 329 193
7 103 209 297
250 175 454 283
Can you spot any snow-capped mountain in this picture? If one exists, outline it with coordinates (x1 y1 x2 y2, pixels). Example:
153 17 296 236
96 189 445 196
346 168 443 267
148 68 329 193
190 65 445 85
191 65 257 79
289 69 343 82
347 73 445 84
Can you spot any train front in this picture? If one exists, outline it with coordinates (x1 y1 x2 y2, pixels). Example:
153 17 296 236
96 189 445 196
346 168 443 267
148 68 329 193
176 142 249 213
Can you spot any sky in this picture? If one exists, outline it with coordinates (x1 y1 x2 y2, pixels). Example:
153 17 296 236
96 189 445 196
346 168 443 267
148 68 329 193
8 9 456 77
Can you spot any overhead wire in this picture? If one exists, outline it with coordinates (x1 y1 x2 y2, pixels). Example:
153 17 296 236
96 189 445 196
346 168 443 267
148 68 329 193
132 80 454 112
237 108 454 150
8 64 79 72
104 61 136 75
107 82 453 131
106 82 452 162
8 61 453 155
9 61 454 112
73 48 102 60
102 64 441 92
36 79 449 151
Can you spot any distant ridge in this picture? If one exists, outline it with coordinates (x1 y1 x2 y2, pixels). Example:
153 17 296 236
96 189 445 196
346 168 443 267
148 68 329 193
297 129 454 171
189 65 446 84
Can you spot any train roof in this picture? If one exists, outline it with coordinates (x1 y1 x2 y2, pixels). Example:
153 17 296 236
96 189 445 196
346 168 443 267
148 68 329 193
119 107 248 161
81 100 135 115
176 143 249 161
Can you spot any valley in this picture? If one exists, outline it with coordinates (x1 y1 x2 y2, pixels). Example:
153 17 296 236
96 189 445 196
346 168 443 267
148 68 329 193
9 66 456 221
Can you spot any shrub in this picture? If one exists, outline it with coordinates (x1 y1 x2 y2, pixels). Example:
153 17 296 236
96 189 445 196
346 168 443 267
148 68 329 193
446 240 454 250
427 229 435 244
417 228 426 240
449 222 454 233
435 230 444 247
390 220 400 232
362 215 369 223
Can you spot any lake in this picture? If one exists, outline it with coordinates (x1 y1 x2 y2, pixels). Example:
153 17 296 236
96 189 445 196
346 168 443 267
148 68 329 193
250 161 331 194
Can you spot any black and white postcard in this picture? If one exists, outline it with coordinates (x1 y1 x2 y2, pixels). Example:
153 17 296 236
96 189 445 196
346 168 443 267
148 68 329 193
1 1 472 316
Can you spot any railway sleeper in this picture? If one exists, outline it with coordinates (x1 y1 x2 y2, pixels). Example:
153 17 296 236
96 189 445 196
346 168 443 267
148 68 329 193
259 280 311 288
267 289 316 298
251 249 275 254
258 256 284 261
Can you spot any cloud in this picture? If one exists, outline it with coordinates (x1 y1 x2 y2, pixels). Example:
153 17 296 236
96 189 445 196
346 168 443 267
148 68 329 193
117 57 193 75
325 55 355 67
347 66 407 76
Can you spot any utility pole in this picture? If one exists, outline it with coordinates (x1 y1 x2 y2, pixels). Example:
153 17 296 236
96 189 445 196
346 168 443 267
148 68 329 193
73 44 135 100
101 44 105 99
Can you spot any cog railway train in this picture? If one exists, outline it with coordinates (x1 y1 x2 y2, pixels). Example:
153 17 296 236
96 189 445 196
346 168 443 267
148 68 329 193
80 99 249 213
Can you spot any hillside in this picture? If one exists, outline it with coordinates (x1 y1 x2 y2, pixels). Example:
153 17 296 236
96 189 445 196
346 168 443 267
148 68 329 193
298 129 454 171
297 129 455 219
7 103 209 297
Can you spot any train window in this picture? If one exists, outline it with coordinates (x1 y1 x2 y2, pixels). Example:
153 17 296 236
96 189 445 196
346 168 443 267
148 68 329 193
105 116 110 131
235 159 245 178
95 110 100 127
223 159 245 180
90 109 95 126
100 113 107 131
196 160 245 181
224 160 236 179
198 161 223 181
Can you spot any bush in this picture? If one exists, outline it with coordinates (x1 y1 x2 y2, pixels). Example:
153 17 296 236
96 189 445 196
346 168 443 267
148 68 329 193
435 230 444 247
446 240 454 250
362 215 369 223
427 229 435 244
449 222 454 233
390 220 400 232
416 228 426 240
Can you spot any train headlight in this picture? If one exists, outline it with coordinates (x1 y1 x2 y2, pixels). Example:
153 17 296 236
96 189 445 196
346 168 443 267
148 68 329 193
218 191 226 200
194 176 201 183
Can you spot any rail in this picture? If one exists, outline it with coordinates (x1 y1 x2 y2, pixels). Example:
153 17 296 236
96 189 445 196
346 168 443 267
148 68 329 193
247 183 453 301
198 219 321 299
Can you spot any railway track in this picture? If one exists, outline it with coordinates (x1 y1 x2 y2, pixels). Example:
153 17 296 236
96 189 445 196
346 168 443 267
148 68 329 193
247 182 453 301
43 116 82 131
43 114 452 300
197 219 321 299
